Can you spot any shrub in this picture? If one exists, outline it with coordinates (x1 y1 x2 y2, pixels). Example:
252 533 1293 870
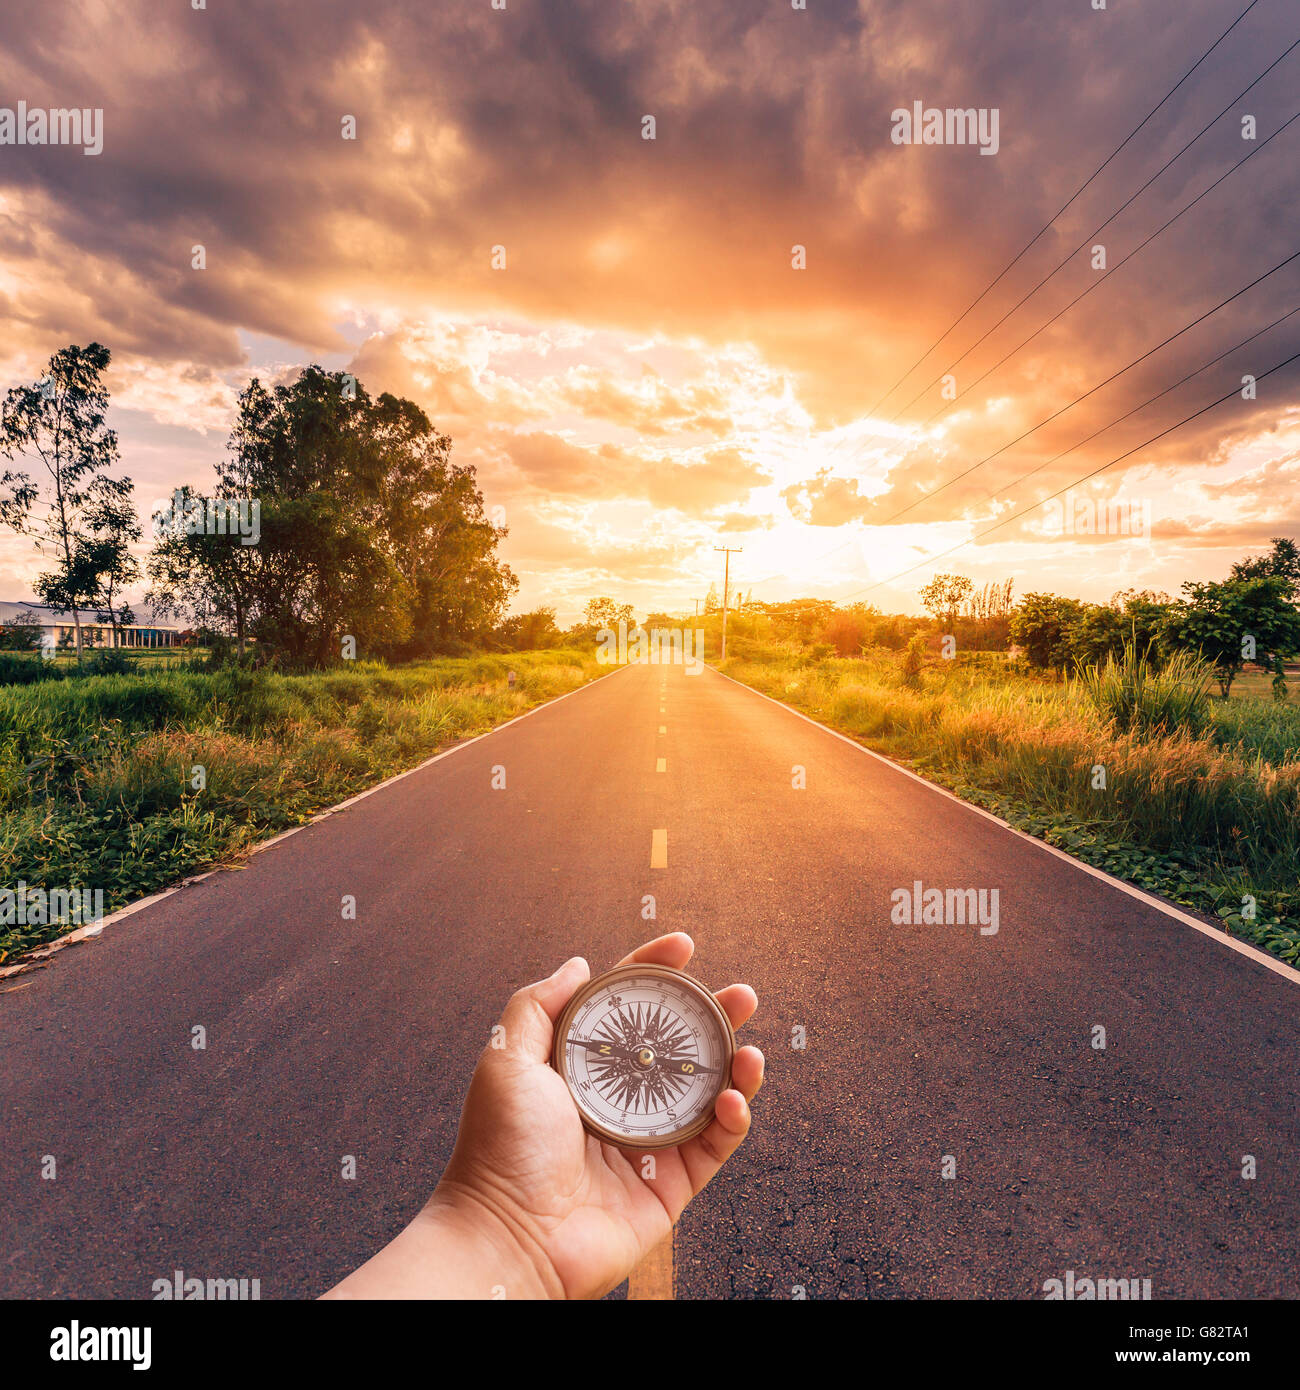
899 634 927 689
1075 643 1214 738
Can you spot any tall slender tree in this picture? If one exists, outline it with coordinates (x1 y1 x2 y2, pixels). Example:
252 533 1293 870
1 344 125 663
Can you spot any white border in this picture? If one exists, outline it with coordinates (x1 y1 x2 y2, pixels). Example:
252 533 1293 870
1 664 629 976
710 665 1300 985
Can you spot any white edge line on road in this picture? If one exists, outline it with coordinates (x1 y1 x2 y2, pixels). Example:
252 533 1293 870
710 665 1300 985
2 664 633 977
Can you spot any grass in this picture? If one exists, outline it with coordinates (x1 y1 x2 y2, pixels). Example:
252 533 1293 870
720 643 1300 969
0 649 601 961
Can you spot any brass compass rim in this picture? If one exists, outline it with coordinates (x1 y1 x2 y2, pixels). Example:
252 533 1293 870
551 962 736 1151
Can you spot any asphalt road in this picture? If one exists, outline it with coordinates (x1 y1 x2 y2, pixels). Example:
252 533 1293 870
2 662 1297 1299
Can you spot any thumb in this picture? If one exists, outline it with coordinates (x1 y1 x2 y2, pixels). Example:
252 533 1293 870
498 956 590 1063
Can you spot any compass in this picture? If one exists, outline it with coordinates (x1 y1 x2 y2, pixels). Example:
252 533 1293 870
552 963 735 1149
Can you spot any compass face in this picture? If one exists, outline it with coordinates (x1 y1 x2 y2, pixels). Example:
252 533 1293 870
552 964 734 1148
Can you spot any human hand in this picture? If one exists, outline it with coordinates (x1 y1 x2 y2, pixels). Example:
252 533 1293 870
324 933 763 1300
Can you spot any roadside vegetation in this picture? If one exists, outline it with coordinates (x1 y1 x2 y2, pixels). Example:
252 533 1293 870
708 590 1300 968
0 650 600 961
3 342 1298 974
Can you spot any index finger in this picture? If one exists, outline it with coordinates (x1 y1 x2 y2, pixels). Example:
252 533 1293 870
615 931 694 971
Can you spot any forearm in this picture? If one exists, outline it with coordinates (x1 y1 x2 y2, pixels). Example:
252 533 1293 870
321 1186 557 1301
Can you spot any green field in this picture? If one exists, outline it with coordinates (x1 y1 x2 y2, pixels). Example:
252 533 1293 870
719 640 1300 968
0 650 601 961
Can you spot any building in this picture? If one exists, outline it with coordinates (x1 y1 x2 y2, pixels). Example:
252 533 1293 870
0 601 185 649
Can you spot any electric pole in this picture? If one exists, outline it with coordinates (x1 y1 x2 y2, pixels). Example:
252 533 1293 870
713 546 743 661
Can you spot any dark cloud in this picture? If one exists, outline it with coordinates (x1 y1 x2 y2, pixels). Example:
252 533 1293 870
1 0 1297 611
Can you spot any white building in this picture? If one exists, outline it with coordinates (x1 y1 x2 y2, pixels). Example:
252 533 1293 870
0 601 185 649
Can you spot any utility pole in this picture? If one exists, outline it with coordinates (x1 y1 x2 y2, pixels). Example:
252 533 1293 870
692 598 703 617
713 546 743 661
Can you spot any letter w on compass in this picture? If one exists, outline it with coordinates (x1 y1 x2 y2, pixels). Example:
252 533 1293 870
573 1001 700 1113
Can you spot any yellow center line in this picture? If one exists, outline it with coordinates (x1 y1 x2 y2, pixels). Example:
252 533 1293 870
658 725 666 734
650 829 668 867
627 1233 674 1300
656 757 666 772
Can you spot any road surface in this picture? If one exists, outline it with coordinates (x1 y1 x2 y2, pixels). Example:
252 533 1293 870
2 662 1297 1298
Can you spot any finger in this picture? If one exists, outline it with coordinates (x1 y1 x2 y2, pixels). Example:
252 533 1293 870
729 1045 764 1102
713 983 757 1032
615 932 694 971
497 956 590 1063
678 1088 752 1194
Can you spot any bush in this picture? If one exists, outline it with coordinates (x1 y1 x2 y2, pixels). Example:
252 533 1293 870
899 634 927 689
0 653 67 686
87 647 133 676
1075 643 1214 738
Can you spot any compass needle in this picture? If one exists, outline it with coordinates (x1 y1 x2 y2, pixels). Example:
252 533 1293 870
551 963 736 1149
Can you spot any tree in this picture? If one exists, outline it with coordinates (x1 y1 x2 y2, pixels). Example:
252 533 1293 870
1068 590 1171 670
1163 576 1300 697
0 611 41 651
496 607 561 650
1010 592 1087 671
583 597 635 629
1230 537 1300 596
150 367 516 665
1 343 124 663
821 607 872 657
82 478 141 643
148 485 260 658
919 573 973 631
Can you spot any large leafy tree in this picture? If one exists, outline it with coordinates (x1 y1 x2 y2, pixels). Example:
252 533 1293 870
919 573 973 630
0 343 133 662
1230 537 1300 595
147 485 260 656
1163 576 1300 697
80 477 141 642
495 607 562 650
1009 592 1088 670
583 597 636 629
150 367 514 665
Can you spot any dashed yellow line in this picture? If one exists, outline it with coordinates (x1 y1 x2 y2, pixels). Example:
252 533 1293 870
650 829 668 867
656 757 666 773
658 725 666 734
627 1234 674 1300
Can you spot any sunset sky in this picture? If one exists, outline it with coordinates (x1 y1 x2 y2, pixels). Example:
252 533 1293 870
1 0 1297 621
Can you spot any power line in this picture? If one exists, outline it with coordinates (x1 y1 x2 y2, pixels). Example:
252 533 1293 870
866 0 1266 415
977 304 1300 506
910 105 1300 430
836 348 1300 603
877 247 1300 525
888 36 1300 423
742 246 1300 597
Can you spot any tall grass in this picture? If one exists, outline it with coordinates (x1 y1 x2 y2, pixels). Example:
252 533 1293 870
1074 643 1214 738
723 645 1300 966
0 649 600 959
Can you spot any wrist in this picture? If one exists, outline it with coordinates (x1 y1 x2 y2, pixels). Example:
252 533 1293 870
323 1179 560 1300
423 1180 561 1300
